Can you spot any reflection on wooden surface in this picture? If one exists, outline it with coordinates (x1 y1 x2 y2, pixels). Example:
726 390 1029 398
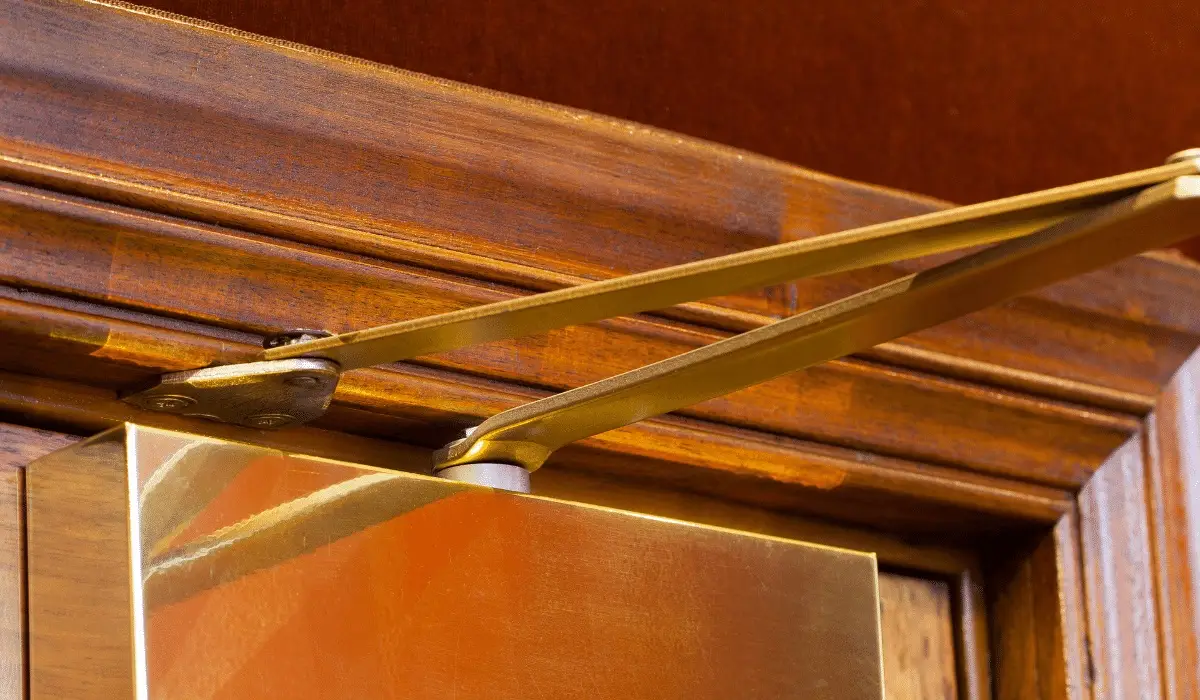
29 424 883 699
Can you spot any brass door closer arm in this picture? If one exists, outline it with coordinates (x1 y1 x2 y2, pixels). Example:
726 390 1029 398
126 151 1200 492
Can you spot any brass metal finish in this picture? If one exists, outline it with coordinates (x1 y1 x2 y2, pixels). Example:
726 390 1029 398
434 177 1200 472
123 358 339 428
27 425 884 699
1167 148 1200 165
265 159 1198 371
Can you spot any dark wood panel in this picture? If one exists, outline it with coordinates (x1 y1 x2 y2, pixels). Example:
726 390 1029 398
986 515 1087 700
1145 353 1200 700
2 1 1199 414
0 183 1141 488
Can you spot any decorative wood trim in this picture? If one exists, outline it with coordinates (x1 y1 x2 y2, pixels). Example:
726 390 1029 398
3 3 1200 700
0 183 1141 488
0 290 1077 541
954 566 995 700
1079 437 1164 700
0 358 1073 541
1144 357 1200 700
3 0 1200 415
987 513 1088 700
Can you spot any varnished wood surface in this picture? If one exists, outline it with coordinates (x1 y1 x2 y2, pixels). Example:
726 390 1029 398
25 432 135 699
0 182 1143 490
0 463 22 700
0 423 75 472
879 575 958 700
1145 357 1200 700
135 0 1200 212
2 0 1199 417
1079 437 1163 700
986 515 1087 700
2 4 1200 699
0 320 1078 542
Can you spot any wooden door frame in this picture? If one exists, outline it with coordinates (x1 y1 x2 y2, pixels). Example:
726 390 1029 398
2 2 1200 698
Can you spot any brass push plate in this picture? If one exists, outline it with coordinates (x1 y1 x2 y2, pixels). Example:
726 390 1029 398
26 425 883 700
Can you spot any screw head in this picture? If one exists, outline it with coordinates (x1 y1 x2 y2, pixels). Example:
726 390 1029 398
144 395 195 411
285 375 323 388
246 413 295 428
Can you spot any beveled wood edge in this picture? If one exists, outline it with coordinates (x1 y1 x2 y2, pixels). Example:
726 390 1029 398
1140 358 1200 699
0 466 22 700
954 565 994 700
0 362 1073 539
0 181 1147 487
984 510 1088 700
30 0 952 214
1004 350 1200 700
0 289 1078 532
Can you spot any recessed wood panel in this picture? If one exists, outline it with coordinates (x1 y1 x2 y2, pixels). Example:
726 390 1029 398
878 575 957 700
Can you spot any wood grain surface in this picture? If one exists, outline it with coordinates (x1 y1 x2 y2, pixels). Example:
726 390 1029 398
1079 437 1164 700
0 182 1147 489
3 4 1200 700
0 306 1078 542
1145 355 1200 700
25 432 136 699
986 514 1087 700
133 0 1200 211
134 0 1200 265
0 463 22 700
878 575 958 700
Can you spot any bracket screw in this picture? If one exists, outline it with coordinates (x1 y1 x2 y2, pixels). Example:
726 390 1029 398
285 375 323 388
246 413 295 428
145 395 195 411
